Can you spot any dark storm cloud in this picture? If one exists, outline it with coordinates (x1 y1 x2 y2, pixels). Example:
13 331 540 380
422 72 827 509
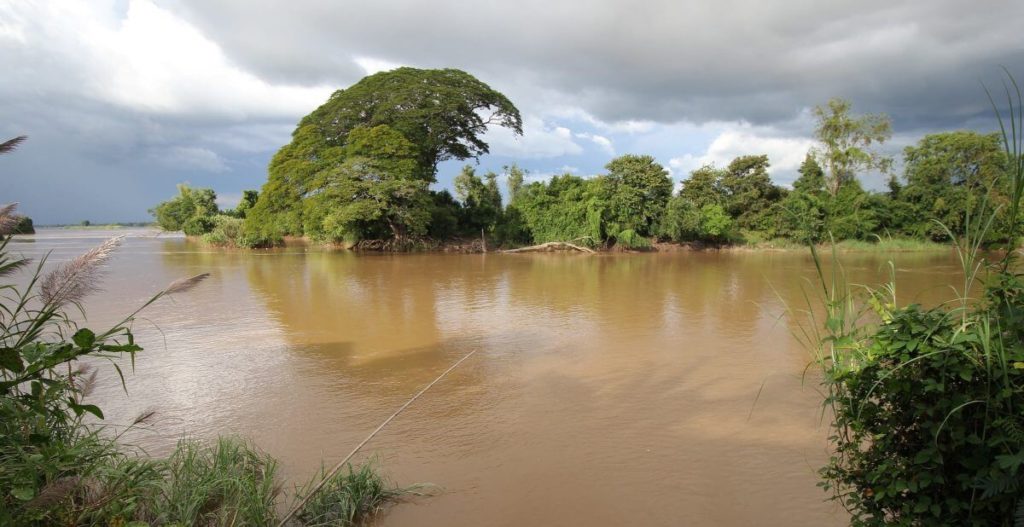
171 0 1024 130
3 0 1024 223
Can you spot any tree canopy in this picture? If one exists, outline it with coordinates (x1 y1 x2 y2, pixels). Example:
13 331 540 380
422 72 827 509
303 125 431 243
899 131 1008 239
153 90 1014 251
301 67 522 181
812 98 893 196
150 184 218 233
244 68 522 243
600 154 673 237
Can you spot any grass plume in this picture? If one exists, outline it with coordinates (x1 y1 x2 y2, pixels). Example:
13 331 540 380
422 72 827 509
164 272 211 295
40 235 123 307
0 136 27 155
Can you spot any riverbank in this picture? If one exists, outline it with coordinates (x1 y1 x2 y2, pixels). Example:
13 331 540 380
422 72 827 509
192 233 953 254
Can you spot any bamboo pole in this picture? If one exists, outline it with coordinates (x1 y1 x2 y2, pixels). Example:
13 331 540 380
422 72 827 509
277 349 481 527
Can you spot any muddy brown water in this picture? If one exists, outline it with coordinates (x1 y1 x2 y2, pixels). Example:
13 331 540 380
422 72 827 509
10 229 968 526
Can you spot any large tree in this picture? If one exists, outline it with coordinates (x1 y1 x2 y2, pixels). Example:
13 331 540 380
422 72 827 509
303 125 432 242
244 124 346 241
300 67 522 181
679 165 726 209
601 154 673 236
898 131 1008 239
247 68 522 241
454 165 503 233
150 184 218 232
812 98 893 196
719 154 785 231
776 154 828 242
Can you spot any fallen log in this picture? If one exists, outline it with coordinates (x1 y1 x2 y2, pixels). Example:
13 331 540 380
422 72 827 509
502 241 596 254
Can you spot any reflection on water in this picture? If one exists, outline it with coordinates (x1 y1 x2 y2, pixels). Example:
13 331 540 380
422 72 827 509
12 229 963 526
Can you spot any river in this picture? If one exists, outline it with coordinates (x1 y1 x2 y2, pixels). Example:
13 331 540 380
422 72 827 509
9 228 966 526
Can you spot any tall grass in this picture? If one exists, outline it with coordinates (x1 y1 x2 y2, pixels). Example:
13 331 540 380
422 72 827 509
794 72 1024 526
294 461 406 527
0 206 407 525
150 437 280 526
743 234 950 252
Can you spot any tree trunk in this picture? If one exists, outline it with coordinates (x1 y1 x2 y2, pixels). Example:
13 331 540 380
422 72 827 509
502 241 596 254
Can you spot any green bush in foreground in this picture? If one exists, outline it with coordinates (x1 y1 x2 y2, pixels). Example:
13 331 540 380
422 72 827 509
804 73 1024 526
817 295 1024 525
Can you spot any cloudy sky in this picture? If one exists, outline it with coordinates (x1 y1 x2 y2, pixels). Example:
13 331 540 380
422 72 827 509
2 0 1023 224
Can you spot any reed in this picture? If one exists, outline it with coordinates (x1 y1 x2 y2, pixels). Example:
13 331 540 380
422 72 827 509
144 437 280 526
292 461 404 527
0 205 409 526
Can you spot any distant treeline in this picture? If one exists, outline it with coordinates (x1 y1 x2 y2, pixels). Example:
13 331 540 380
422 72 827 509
37 221 155 229
150 68 1017 250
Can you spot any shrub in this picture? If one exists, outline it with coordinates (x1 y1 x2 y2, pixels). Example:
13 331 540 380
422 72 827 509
806 73 1024 526
201 215 245 247
295 461 404 527
614 229 650 250
817 298 1024 525
658 196 701 242
12 216 33 234
182 216 215 236
697 203 733 242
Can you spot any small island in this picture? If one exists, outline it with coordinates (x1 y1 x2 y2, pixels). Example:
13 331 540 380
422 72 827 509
151 68 1012 253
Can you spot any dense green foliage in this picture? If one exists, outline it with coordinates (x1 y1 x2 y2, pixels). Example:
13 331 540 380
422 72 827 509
813 98 893 197
150 184 260 246
897 131 1010 240
303 125 431 244
600 154 672 238
242 67 522 245
807 78 1024 526
514 174 604 246
156 79 1012 252
719 155 785 231
454 165 503 235
11 216 33 234
150 184 218 232
819 298 1024 525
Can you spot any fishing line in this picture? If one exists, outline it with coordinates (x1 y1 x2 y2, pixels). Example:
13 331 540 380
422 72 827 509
277 348 481 526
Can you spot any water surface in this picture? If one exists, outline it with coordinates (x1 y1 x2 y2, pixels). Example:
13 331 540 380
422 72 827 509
11 229 965 526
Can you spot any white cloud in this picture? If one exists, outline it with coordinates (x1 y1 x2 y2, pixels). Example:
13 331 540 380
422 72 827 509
548 106 657 135
575 132 615 155
216 192 242 209
485 115 583 158
523 167 586 183
2 0 332 119
158 146 229 173
669 124 816 184
353 56 404 75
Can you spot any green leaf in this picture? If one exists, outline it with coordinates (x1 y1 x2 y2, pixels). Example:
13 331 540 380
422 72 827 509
68 401 104 420
996 451 1024 471
0 347 23 373
78 404 103 419
11 487 33 501
72 328 96 349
